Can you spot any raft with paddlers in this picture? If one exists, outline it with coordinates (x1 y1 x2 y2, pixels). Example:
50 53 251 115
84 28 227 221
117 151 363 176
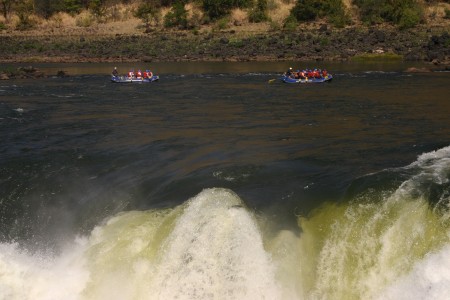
111 75 159 83
281 67 333 84
110 67 159 83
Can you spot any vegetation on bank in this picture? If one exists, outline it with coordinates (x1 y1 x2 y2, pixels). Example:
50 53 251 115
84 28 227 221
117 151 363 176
0 0 449 33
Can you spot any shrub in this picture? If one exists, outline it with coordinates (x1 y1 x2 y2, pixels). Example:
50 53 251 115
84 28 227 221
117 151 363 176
134 2 161 27
249 0 270 23
63 0 83 16
89 0 106 19
164 1 188 29
354 0 423 28
291 0 321 21
290 0 350 27
398 7 421 29
16 0 36 30
214 16 230 30
283 13 297 31
201 0 253 20
76 11 94 27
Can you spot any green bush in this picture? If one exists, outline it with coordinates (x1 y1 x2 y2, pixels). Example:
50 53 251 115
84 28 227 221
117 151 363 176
291 0 321 21
398 7 421 29
201 0 253 20
283 13 297 31
327 0 350 27
249 0 269 23
15 0 36 30
290 0 349 27
214 16 230 30
354 0 423 28
164 1 188 29
134 2 161 27
89 0 106 19
63 0 83 15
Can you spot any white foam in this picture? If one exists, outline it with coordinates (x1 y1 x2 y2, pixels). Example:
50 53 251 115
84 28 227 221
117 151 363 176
0 239 89 300
148 188 281 299
377 245 450 300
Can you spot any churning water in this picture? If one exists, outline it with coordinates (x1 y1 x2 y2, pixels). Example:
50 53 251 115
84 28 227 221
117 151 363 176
0 63 449 299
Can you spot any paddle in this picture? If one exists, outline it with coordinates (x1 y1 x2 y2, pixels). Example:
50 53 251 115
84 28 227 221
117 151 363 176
268 79 277 83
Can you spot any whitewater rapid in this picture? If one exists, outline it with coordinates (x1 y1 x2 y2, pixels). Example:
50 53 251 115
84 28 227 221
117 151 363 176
1 147 450 300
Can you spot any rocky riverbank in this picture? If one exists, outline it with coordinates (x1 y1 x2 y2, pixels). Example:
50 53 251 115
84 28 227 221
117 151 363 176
0 26 449 67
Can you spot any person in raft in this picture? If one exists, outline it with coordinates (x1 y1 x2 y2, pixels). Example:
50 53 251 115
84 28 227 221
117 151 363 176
112 67 118 77
128 70 135 78
143 70 153 79
137 69 142 79
285 67 293 77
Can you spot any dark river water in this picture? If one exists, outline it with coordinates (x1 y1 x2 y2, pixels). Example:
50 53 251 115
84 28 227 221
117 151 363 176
0 62 449 299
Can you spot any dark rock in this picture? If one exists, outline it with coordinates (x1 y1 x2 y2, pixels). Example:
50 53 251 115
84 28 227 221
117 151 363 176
431 59 441 65
404 52 421 61
427 51 443 61
374 30 385 43
56 70 66 77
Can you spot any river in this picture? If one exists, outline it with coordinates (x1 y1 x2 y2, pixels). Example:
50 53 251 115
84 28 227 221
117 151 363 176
0 61 449 299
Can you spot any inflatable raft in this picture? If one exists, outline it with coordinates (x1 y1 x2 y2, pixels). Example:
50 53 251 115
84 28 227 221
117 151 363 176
111 75 159 83
281 74 333 84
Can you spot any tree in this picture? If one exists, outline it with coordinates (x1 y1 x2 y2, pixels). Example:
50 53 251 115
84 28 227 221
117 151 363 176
1 0 17 20
15 0 34 30
63 0 83 15
134 1 161 28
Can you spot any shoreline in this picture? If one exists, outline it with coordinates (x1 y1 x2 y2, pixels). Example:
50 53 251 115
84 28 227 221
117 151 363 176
0 26 449 65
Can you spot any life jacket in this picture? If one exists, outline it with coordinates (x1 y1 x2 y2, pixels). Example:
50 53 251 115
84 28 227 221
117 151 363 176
128 71 134 77
137 70 142 78
143 72 148 78
148 71 153 78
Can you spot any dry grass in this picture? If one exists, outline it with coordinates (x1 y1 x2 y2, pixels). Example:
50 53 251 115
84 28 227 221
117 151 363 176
268 0 295 26
0 1 449 37
424 2 450 25
231 8 249 25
